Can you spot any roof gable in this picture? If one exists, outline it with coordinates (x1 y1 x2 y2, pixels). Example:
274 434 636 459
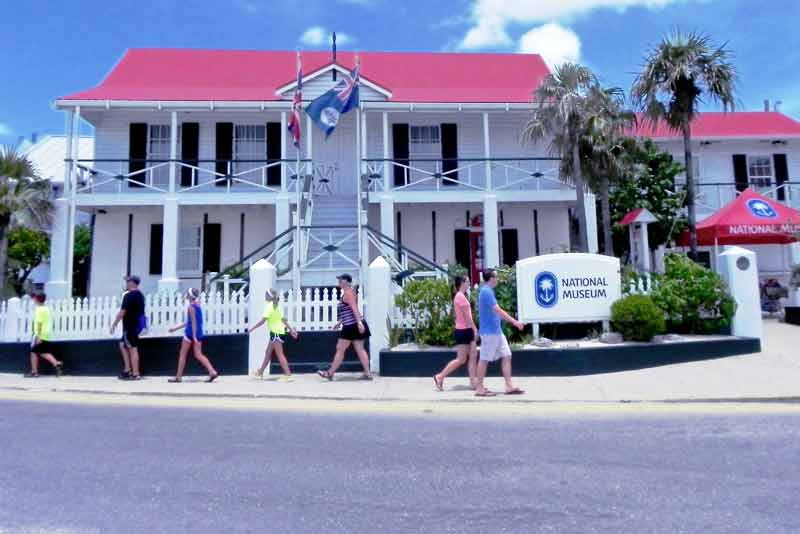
275 63 392 100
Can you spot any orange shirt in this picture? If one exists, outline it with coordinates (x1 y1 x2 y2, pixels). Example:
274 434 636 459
453 291 472 330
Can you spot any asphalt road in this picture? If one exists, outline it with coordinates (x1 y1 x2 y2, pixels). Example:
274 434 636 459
1 399 799 534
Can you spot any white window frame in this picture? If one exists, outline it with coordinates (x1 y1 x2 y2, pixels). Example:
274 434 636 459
147 125 181 187
747 155 773 187
409 125 441 159
233 124 267 175
177 225 203 275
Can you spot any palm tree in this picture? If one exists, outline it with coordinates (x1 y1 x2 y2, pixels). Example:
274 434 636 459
523 63 598 252
0 145 52 296
631 30 737 258
582 86 637 256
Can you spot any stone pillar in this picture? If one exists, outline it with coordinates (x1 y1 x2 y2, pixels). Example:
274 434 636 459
248 259 276 373
45 198 71 299
483 195 500 269
584 191 599 254
158 197 180 293
366 256 391 374
2 297 22 342
718 246 762 339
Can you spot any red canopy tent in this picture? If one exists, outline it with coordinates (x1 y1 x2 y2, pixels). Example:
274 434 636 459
677 188 800 246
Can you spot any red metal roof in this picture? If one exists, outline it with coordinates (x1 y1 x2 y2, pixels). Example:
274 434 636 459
59 48 550 104
633 112 800 140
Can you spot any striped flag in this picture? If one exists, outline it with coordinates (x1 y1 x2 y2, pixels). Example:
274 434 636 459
288 53 302 148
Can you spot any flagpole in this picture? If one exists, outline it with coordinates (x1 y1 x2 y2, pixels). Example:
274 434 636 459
354 55 363 284
294 51 303 294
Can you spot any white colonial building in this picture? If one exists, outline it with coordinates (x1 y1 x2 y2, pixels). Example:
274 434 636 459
46 48 800 297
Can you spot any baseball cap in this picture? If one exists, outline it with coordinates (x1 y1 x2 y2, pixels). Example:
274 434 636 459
336 273 353 283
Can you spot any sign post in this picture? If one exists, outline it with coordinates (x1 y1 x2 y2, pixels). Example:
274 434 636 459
516 253 622 337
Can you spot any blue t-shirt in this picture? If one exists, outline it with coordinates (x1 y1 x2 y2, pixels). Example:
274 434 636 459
478 285 502 335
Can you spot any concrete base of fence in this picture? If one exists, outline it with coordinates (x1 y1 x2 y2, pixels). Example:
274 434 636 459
785 307 800 326
379 337 761 378
0 331 367 377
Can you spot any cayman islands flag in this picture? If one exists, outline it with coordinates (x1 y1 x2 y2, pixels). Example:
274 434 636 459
287 53 303 148
306 61 360 138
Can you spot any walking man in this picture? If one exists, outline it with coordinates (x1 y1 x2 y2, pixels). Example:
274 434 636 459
110 275 146 380
474 269 525 397
25 293 63 377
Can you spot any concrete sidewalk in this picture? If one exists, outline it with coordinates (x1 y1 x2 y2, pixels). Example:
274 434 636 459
1 320 797 403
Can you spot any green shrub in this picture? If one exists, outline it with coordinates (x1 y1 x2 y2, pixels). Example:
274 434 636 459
649 253 736 334
611 294 666 341
395 278 455 346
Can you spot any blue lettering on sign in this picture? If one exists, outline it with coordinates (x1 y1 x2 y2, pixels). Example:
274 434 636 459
534 271 559 308
746 198 778 219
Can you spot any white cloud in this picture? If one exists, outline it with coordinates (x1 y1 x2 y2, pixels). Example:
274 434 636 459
300 26 354 47
0 122 13 137
458 0 695 49
232 0 261 14
518 23 582 67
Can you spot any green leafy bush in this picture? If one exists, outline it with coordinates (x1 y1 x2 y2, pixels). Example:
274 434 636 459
395 278 455 346
649 253 736 334
611 294 666 341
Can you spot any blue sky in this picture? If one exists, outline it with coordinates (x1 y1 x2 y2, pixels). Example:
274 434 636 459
1 0 798 145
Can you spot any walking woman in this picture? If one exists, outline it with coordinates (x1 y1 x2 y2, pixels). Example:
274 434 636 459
433 276 478 391
168 288 219 383
25 293 63 378
249 289 299 382
318 274 372 381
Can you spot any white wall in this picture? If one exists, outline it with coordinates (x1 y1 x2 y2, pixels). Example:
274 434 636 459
89 204 275 296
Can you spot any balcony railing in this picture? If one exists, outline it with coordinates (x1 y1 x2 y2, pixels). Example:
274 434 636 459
684 180 800 213
362 157 567 193
72 159 313 195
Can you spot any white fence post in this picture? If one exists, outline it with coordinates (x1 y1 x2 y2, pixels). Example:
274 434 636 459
248 259 276 374
718 246 762 339
3 297 22 342
366 257 391 374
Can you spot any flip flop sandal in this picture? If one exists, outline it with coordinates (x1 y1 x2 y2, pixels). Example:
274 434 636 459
168 377 182 383
206 374 219 383
317 370 333 381
475 391 497 397
358 374 373 381
505 388 525 395
23 373 39 378
54 364 64 377
433 375 444 392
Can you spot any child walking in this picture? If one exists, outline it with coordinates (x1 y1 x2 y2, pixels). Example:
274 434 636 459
249 289 298 382
25 293 63 378
168 288 219 383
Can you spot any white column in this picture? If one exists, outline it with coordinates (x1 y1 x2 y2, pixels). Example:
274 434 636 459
306 113 313 163
638 222 651 271
718 246 762 339
584 191 599 254
248 259 276 373
2 297 21 342
483 112 492 190
366 256 392 374
483 195 500 269
47 109 76 299
382 111 390 192
64 106 81 296
379 195 395 240
168 111 177 193
280 111 287 192
158 197 180 293
275 194 291 271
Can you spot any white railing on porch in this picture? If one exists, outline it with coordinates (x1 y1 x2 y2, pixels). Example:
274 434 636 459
687 181 800 214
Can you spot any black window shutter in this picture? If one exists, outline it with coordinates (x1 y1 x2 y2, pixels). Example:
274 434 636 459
180 122 200 188
392 124 409 187
202 223 222 273
733 154 749 192
501 229 519 267
440 123 458 184
454 229 470 270
215 123 233 187
774 154 788 201
266 122 282 187
128 123 148 188
149 224 163 275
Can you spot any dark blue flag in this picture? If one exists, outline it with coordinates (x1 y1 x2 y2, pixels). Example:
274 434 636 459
305 64 360 138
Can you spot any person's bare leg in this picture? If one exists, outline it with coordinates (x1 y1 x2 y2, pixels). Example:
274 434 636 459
467 342 478 389
39 353 61 370
352 340 371 375
257 342 275 375
29 353 38 375
501 356 516 392
175 340 190 379
435 345 468 387
191 341 217 377
118 342 131 374
327 339 351 376
129 347 141 377
475 360 489 394
273 343 292 376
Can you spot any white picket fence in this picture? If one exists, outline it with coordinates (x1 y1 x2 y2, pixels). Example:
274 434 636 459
0 287 369 343
626 273 655 295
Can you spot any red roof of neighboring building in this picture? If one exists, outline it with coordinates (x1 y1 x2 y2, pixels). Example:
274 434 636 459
632 112 800 140
58 48 551 103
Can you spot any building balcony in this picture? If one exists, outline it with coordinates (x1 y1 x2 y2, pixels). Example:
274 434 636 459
689 180 800 215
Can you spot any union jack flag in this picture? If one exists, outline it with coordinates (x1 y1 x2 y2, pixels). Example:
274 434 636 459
287 53 302 148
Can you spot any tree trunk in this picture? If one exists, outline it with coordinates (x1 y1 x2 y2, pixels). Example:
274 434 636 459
572 142 588 252
682 122 698 259
600 175 614 256
0 224 8 298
